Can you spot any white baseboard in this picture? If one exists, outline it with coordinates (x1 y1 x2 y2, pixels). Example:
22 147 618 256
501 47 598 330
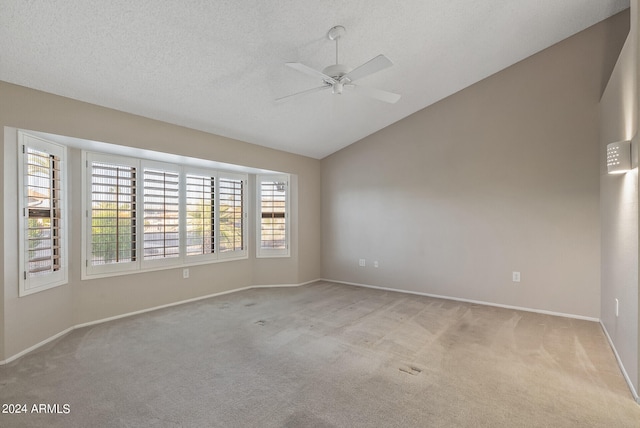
251 278 318 288
0 326 75 366
0 280 318 365
599 321 640 403
321 278 600 322
72 286 256 331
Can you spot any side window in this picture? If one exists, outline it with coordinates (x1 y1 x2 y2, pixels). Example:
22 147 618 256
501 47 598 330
18 132 68 296
256 174 290 258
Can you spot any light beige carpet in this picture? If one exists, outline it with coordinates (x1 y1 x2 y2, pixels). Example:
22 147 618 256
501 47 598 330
1 281 639 427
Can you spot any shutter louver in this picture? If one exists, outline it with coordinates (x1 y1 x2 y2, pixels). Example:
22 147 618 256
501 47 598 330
186 174 215 256
260 180 287 250
219 177 244 252
143 168 180 260
90 162 136 265
26 148 62 276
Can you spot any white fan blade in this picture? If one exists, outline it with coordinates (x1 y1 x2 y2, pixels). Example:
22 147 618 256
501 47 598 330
286 63 336 84
345 84 401 104
342 54 393 83
275 85 331 102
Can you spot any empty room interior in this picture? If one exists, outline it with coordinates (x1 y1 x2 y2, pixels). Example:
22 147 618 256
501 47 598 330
2 0 640 426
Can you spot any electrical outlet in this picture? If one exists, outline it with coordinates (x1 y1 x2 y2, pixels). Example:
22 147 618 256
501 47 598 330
512 272 521 282
359 259 366 267
183 268 190 279
374 261 379 268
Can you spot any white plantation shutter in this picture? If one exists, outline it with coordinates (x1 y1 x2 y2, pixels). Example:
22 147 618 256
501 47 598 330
218 175 246 255
19 132 68 296
143 166 180 261
26 148 62 275
90 160 137 265
256 174 290 257
186 173 215 257
81 152 250 279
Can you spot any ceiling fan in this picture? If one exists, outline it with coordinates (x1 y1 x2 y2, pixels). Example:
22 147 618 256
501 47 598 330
276 25 400 104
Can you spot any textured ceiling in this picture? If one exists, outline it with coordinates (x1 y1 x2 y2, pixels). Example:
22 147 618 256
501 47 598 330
0 0 630 159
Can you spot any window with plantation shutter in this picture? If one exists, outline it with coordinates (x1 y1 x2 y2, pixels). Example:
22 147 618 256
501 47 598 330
87 155 137 274
143 166 180 261
218 175 246 256
81 150 250 279
256 174 290 257
186 173 215 257
18 132 68 296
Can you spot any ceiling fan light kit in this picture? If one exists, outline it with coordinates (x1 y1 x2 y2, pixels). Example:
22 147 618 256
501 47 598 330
277 25 400 103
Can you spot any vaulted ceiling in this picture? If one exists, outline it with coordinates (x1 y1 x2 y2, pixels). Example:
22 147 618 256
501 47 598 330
0 1 629 158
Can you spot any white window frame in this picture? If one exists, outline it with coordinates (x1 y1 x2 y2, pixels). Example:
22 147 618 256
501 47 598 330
256 174 290 258
82 151 248 279
17 131 68 296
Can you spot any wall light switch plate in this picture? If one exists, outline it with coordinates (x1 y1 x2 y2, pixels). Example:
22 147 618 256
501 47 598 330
512 272 521 282
359 259 366 267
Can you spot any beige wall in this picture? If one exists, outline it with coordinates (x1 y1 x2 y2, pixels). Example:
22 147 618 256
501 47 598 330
321 12 629 318
0 82 321 361
600 3 639 398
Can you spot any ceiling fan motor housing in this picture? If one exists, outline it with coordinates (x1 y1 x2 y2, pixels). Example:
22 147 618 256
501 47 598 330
322 64 352 81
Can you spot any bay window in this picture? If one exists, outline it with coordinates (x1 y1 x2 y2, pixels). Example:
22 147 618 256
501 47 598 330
82 153 247 279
